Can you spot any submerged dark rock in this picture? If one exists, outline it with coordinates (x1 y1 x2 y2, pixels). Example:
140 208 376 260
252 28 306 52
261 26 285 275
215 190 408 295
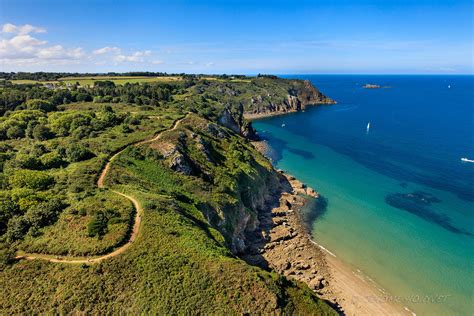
385 191 472 237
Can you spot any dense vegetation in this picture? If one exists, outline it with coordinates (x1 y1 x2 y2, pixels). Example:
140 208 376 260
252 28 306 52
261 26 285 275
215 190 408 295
0 72 250 81
0 73 335 314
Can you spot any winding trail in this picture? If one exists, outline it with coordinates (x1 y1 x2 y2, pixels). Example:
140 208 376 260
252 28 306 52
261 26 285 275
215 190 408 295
16 115 188 264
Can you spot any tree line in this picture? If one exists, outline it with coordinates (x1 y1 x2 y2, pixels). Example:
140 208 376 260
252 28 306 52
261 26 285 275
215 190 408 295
0 80 180 115
0 72 251 81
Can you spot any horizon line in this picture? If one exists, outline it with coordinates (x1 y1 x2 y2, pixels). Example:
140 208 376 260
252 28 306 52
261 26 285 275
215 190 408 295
1 71 473 76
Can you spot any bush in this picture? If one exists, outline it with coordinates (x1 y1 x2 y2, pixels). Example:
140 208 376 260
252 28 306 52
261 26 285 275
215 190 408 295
25 99 56 112
93 96 103 103
12 153 42 170
6 216 29 243
0 199 19 234
121 124 132 133
40 152 66 169
87 211 108 237
0 244 15 267
6 125 24 139
65 143 94 162
71 126 92 139
9 169 54 190
76 93 93 102
32 124 53 141
25 199 65 229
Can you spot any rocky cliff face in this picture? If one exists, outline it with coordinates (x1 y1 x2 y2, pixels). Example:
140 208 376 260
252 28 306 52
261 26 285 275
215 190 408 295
216 79 334 140
245 80 335 117
153 78 335 254
151 114 285 254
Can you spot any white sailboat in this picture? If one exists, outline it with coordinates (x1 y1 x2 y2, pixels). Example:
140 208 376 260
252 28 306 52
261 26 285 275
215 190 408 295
366 122 371 134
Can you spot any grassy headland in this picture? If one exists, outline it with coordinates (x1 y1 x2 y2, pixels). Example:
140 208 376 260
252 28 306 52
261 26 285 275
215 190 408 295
0 73 336 314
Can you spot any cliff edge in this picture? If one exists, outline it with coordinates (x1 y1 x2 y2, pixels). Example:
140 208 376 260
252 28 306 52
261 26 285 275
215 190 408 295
243 79 335 119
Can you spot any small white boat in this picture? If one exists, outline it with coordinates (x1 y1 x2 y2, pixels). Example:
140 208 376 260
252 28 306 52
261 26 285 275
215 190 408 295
366 122 371 133
281 123 286 127
461 157 474 163
448 85 451 89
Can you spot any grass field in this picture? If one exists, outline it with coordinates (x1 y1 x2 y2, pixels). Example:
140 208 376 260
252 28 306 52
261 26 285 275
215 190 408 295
9 76 251 86
59 76 183 85
10 76 183 86
9 79 58 84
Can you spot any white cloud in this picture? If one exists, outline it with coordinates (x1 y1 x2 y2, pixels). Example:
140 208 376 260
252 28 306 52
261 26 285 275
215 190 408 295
2 23 46 35
37 45 85 60
0 24 84 65
0 35 47 59
93 46 121 55
205 62 214 67
0 22 168 70
114 50 151 63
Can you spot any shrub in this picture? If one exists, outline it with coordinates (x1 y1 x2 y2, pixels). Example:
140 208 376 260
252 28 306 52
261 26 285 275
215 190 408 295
40 152 66 169
12 153 42 170
6 125 24 139
32 124 53 141
76 93 92 102
0 199 19 234
25 199 65 229
87 211 108 237
6 216 29 243
25 99 56 112
65 143 94 162
121 124 132 133
71 126 92 139
70 116 91 132
9 169 54 190
0 243 16 267
93 96 103 103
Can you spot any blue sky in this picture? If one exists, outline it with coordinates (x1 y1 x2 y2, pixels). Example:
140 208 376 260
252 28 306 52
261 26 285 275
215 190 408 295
0 0 472 74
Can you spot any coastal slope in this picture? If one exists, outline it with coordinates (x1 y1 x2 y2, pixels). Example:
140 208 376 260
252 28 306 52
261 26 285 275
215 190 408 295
0 75 337 314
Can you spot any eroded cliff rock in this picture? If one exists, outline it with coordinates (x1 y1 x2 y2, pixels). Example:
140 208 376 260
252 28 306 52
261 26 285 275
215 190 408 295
244 79 335 118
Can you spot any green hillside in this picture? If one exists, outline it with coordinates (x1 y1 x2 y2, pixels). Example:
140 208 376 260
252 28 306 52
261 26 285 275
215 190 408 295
0 74 336 314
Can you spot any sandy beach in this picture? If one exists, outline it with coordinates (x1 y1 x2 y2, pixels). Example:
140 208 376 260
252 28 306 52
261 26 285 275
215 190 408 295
322 247 414 315
251 140 414 316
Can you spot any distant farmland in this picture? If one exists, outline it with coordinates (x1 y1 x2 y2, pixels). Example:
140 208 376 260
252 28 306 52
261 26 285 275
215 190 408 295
10 76 183 86
9 75 250 86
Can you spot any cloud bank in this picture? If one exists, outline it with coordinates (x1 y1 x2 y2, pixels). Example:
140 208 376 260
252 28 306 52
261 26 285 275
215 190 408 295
0 23 164 70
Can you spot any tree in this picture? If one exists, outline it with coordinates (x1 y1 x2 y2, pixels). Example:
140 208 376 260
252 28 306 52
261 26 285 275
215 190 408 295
12 153 42 170
6 125 24 139
0 199 19 234
25 99 56 112
88 211 108 237
0 243 16 267
76 93 92 102
25 199 65 229
6 216 29 243
65 143 94 162
32 124 53 141
40 152 66 169
9 169 54 190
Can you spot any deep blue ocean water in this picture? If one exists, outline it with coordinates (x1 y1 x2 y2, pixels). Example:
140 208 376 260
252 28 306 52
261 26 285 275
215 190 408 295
253 75 473 315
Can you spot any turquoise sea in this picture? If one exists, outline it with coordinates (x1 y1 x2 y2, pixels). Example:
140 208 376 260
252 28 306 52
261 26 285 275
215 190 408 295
252 75 474 315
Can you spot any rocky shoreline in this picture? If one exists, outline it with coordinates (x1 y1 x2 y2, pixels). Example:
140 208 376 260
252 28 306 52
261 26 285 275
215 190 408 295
247 141 412 316
241 161 343 311
243 109 300 120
